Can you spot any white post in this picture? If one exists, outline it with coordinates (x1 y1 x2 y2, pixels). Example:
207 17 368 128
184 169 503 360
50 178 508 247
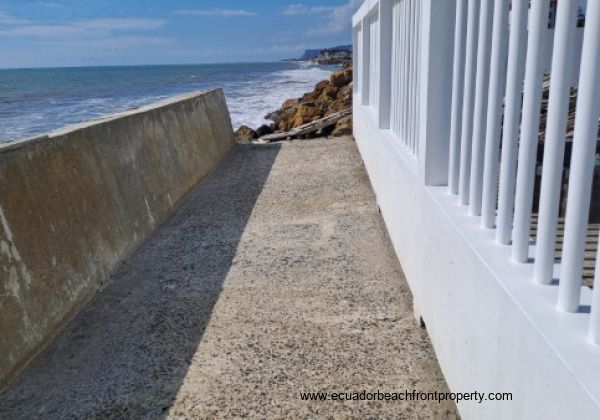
458 0 480 205
391 2 404 140
415 0 422 156
368 11 380 111
448 0 467 195
469 0 494 216
418 0 456 186
378 0 393 129
411 0 420 154
511 0 549 262
560 0 600 314
496 0 528 245
533 0 578 285
401 0 410 146
481 0 509 228
361 16 371 105
353 25 360 95
408 0 416 153
390 2 399 134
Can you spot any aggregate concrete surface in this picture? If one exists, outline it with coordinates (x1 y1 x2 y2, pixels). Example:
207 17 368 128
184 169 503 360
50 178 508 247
0 136 458 419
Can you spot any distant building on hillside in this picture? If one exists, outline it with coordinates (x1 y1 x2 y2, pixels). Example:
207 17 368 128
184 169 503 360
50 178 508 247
316 48 352 65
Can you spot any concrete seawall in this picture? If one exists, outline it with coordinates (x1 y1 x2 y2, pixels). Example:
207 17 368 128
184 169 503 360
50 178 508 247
0 89 235 389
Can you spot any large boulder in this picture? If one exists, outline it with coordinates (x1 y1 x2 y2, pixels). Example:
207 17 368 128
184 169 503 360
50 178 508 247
319 85 339 101
276 106 299 131
292 103 323 128
325 99 351 117
330 67 352 88
338 83 352 101
323 83 352 117
281 98 300 109
234 125 258 143
343 66 353 82
255 124 274 137
315 79 330 92
265 109 281 123
301 90 321 103
332 115 353 137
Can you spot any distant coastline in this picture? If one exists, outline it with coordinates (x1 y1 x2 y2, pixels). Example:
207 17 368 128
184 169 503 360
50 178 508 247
283 45 353 66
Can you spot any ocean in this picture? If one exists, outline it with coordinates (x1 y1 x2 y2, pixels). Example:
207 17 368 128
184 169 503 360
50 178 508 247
0 62 335 143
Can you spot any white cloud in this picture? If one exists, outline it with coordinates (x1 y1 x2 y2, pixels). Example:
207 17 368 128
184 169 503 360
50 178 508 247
173 9 257 17
304 0 362 36
280 4 336 16
164 43 308 59
1 35 177 68
0 11 29 25
79 18 166 31
0 18 166 38
56 36 174 51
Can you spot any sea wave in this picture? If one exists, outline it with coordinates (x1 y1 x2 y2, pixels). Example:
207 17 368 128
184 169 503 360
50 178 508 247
226 64 332 130
0 62 335 143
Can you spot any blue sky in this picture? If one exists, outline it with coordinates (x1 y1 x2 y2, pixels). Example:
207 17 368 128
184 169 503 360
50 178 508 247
0 0 361 68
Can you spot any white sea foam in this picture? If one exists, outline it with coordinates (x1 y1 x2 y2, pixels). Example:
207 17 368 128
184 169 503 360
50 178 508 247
226 64 333 130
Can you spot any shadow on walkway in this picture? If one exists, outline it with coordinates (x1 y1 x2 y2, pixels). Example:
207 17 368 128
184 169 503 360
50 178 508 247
0 143 281 418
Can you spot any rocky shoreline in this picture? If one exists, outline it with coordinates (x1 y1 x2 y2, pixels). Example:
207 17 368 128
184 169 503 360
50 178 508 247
234 63 353 143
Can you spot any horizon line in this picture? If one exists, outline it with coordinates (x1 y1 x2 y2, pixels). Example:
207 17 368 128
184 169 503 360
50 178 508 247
0 59 315 71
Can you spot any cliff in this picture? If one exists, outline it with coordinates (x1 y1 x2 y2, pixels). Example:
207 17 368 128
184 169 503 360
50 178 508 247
285 45 353 64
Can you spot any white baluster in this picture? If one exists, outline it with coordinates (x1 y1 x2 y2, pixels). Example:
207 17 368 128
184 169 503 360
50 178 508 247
448 0 468 195
511 0 549 262
469 0 494 216
408 0 416 153
534 0 578 285
496 0 528 245
401 0 409 146
415 0 421 156
481 0 509 228
458 0 481 205
361 17 370 105
560 0 600 313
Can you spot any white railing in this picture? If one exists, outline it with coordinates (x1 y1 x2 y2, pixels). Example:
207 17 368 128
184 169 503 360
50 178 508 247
356 0 599 339
353 0 600 417
356 0 423 156
452 0 600 333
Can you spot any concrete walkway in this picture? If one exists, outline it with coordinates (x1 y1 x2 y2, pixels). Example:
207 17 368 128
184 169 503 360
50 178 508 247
0 137 457 418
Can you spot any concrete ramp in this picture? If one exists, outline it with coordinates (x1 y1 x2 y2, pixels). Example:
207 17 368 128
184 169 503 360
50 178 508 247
0 137 456 418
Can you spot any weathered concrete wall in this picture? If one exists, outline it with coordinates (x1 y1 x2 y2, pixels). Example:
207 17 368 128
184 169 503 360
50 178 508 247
0 89 235 389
